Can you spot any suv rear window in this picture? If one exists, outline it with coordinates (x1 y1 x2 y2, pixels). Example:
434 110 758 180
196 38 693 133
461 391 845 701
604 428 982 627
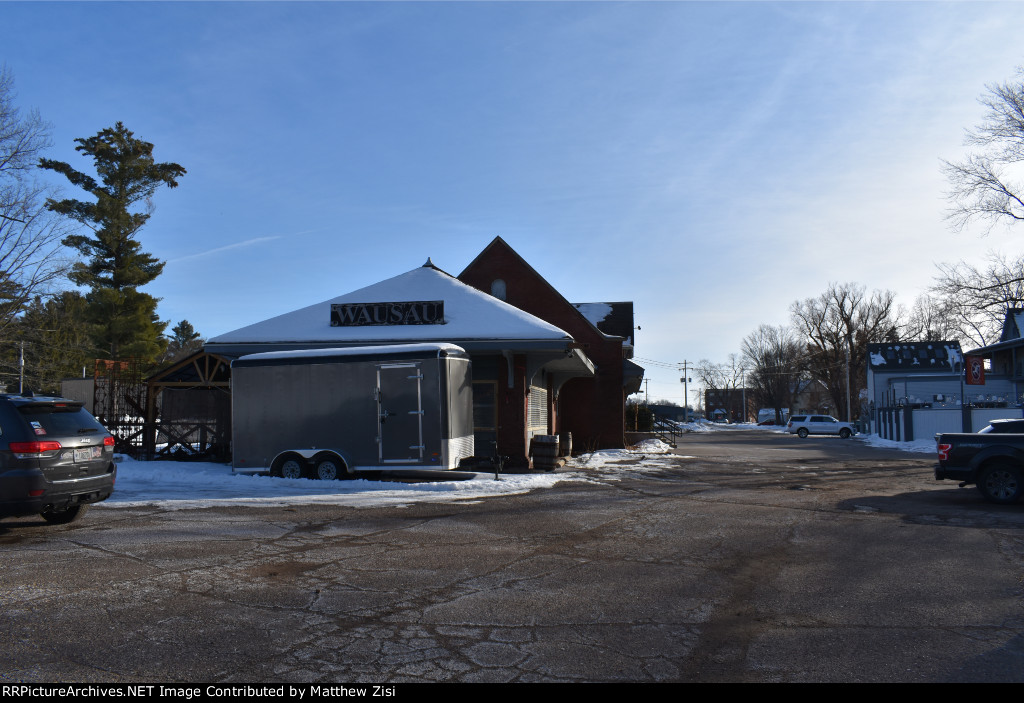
17 405 106 437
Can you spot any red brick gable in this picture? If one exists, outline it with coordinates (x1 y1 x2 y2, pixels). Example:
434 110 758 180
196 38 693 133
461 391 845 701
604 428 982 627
458 237 615 347
459 236 629 449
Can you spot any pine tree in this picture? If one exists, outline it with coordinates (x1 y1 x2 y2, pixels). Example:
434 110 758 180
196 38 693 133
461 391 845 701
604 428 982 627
161 319 204 364
40 122 185 361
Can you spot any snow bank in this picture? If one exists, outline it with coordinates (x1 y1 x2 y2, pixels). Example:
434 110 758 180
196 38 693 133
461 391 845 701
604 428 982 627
857 434 937 454
107 457 579 510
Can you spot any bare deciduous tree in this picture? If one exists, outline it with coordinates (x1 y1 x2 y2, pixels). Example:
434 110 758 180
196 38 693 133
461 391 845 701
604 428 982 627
0 67 68 336
742 324 806 425
943 67 1024 232
696 354 748 421
791 283 902 422
904 293 961 343
695 354 744 392
929 253 1024 348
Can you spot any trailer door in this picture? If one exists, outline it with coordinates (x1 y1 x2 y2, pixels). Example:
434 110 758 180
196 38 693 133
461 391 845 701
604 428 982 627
377 363 424 463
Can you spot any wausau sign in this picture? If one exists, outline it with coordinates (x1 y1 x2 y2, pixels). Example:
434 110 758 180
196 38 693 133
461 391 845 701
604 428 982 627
330 301 445 327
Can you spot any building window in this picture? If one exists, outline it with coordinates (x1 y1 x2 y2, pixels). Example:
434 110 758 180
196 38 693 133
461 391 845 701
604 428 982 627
528 383 549 437
491 279 506 300
473 381 498 454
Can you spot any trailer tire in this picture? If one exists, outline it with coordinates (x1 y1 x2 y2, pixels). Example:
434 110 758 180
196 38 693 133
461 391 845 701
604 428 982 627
315 458 342 481
273 456 305 480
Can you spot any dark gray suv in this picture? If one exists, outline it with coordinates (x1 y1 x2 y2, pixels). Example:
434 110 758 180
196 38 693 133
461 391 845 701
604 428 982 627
0 394 116 524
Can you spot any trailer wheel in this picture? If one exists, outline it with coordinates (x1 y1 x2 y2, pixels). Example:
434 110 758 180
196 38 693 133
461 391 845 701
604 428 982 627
273 456 305 480
315 458 341 481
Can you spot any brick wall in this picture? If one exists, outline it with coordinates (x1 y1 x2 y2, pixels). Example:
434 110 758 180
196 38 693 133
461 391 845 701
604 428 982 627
459 238 626 450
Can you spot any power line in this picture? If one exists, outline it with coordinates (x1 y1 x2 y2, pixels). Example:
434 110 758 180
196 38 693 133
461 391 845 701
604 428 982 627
634 356 684 370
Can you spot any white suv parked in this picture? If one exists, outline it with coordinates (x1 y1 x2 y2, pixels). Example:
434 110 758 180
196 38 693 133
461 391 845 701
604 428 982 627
787 415 856 439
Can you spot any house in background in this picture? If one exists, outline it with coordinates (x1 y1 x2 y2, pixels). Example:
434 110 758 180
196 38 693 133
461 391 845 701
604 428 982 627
791 379 833 417
965 308 1024 400
866 338 1022 441
703 388 752 423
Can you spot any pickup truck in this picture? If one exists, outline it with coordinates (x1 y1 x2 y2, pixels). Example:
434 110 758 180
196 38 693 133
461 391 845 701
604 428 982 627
935 419 1024 504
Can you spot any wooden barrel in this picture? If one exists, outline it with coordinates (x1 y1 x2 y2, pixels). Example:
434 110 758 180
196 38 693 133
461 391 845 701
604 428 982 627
531 435 559 471
558 432 572 457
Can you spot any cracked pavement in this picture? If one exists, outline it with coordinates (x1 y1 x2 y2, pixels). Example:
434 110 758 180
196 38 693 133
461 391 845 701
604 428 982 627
2 429 1024 682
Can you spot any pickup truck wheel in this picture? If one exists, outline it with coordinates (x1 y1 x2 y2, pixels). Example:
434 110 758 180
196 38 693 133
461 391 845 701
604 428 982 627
977 463 1023 504
40 504 88 524
797 428 809 438
839 428 851 439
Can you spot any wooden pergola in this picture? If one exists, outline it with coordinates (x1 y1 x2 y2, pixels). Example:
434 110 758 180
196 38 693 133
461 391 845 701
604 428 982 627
144 350 233 460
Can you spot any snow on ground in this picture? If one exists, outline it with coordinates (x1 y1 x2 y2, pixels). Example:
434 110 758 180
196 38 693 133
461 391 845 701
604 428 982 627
107 457 579 510
857 434 937 453
703 420 939 453
103 432 931 511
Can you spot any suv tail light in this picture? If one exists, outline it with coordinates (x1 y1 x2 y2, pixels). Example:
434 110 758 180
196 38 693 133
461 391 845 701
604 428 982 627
937 443 951 461
103 436 115 447
9 440 63 457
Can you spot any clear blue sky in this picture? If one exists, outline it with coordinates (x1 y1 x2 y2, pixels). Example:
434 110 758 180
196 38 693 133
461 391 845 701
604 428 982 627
4 1 1023 404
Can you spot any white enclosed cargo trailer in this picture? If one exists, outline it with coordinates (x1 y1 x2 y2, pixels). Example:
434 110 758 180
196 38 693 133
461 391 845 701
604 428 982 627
231 343 474 478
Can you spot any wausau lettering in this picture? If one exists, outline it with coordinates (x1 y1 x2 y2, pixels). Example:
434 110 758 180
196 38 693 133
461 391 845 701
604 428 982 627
331 301 445 327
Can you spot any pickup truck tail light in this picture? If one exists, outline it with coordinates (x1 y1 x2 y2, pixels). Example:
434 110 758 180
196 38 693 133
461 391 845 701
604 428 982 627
937 443 951 461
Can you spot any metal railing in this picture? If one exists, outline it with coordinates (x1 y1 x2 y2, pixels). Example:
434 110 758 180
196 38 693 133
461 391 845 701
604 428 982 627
651 415 681 447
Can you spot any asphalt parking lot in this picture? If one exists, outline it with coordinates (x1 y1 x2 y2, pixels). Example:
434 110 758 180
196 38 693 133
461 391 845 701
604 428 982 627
2 429 1023 683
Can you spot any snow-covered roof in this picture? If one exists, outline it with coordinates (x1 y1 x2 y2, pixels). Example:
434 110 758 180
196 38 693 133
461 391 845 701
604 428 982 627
208 265 574 348
573 301 635 346
574 303 613 328
866 342 963 372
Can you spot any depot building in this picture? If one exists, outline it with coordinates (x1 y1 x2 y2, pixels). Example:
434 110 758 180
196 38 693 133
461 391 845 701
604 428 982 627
201 237 642 465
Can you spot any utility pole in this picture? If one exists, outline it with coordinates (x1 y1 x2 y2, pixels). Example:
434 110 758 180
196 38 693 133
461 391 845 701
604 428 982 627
679 360 694 421
845 338 852 423
741 367 748 423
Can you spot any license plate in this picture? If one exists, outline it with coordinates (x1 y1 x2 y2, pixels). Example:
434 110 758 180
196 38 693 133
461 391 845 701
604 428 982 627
74 446 102 462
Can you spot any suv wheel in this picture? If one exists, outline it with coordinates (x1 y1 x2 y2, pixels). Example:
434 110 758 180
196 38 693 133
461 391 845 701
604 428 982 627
839 428 851 439
40 505 88 525
797 428 809 438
